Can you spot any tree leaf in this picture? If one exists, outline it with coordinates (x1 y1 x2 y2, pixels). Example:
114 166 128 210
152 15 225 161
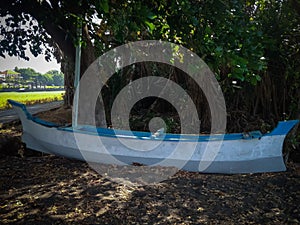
99 0 109 14
144 21 155 33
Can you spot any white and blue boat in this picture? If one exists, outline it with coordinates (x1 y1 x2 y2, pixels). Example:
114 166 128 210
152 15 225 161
8 99 299 174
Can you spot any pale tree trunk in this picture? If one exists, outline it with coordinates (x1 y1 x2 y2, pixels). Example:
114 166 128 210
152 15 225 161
62 24 107 127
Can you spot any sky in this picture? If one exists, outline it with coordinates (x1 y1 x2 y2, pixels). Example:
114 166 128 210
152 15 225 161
0 50 61 74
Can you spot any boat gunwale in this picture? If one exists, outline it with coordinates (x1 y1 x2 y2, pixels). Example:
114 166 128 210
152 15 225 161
8 99 299 143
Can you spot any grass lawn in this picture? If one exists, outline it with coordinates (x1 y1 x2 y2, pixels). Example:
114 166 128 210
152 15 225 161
0 91 64 110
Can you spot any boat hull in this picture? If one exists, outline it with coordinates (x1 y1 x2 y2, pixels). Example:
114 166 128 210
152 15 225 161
9 100 299 174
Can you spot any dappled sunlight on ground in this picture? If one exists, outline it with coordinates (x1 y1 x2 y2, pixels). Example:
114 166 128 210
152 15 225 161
0 154 299 224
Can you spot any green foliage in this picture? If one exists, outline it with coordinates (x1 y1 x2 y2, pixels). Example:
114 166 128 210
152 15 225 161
1 0 300 124
92 0 269 87
45 70 64 86
1 0 298 88
0 13 52 61
13 68 64 87
154 0 267 85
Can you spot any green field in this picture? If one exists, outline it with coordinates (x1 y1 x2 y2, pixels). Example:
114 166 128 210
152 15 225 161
0 91 65 110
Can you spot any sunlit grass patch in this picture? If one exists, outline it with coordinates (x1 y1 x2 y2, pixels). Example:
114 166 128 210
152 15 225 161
0 91 64 110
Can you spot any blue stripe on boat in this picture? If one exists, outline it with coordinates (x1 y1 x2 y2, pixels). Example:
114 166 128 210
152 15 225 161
265 120 299 136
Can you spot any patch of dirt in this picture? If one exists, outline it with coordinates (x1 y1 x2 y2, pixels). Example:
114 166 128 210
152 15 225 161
37 107 72 126
0 122 41 158
0 122 23 158
0 154 299 224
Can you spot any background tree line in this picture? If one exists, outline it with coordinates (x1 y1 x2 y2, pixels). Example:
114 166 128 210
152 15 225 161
1 68 64 89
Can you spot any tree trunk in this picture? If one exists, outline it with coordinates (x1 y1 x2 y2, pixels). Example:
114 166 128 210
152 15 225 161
81 24 107 127
61 24 107 127
61 55 75 107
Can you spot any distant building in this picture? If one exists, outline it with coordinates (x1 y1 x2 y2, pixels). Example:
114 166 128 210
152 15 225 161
0 70 21 80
